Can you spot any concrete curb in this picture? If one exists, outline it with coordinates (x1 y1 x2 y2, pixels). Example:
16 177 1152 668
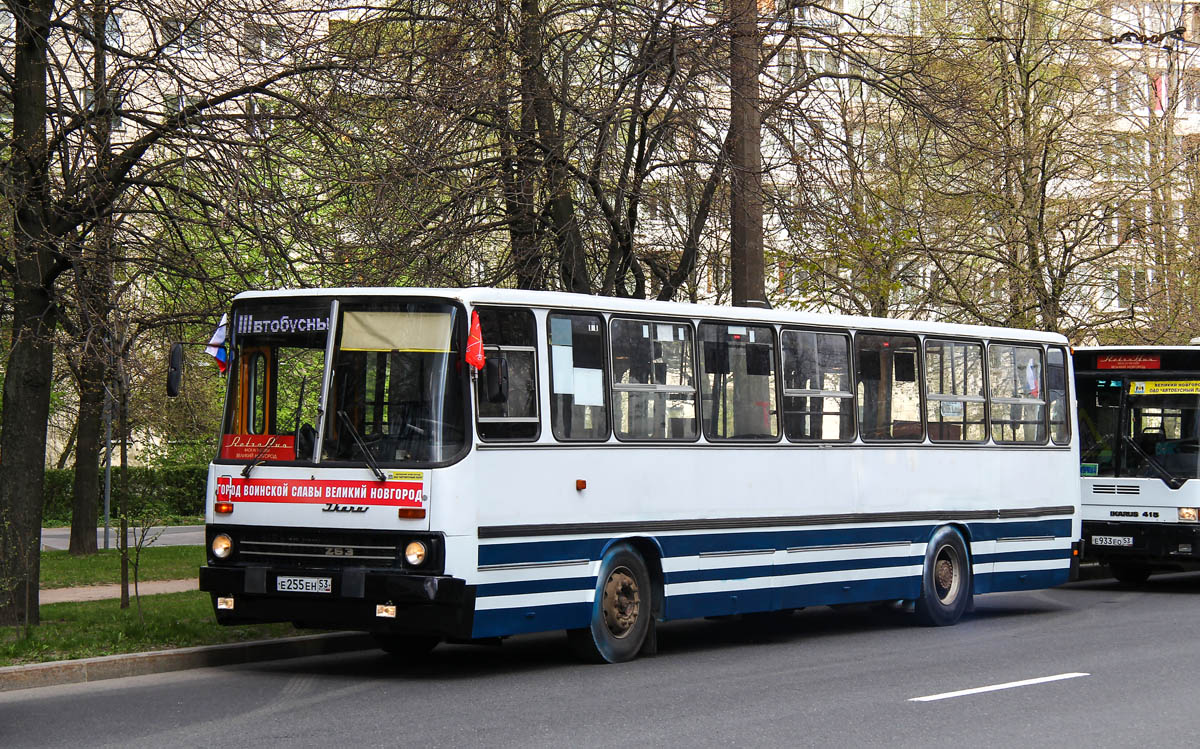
0 631 376 693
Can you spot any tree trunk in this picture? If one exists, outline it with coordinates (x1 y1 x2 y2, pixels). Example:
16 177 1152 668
0 0 56 629
729 0 766 308
69 353 105 556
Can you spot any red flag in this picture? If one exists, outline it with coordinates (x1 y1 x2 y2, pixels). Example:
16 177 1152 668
465 310 485 370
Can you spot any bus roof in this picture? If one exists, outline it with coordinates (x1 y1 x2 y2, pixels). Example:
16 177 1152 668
232 287 1070 344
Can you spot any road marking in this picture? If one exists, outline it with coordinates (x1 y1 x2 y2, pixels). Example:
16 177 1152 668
909 672 1090 702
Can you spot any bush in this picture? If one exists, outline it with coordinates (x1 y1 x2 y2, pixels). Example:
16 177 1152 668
42 465 208 526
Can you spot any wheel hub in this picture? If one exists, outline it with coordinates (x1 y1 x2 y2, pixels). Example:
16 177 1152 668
934 547 960 604
601 566 640 638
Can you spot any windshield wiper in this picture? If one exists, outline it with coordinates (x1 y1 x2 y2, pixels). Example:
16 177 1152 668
1121 435 1186 489
241 438 279 478
338 410 387 481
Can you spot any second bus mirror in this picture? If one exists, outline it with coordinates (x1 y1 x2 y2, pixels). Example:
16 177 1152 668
166 343 184 397
485 357 509 403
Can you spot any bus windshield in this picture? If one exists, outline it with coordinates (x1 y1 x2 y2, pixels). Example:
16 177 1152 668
1077 376 1200 483
220 298 468 466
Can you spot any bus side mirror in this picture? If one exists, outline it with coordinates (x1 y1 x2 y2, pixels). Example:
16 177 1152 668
166 343 184 397
485 357 509 403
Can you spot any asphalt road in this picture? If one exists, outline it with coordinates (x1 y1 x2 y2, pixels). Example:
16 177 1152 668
40 525 204 550
5 574 1200 748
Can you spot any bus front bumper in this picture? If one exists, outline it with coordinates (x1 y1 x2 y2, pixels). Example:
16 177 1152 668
199 565 475 638
1082 520 1200 569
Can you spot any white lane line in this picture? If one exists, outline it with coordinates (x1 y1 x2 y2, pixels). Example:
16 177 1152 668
909 672 1090 702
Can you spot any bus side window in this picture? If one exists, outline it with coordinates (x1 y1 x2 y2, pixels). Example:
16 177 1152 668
475 307 539 440
1047 347 1070 445
855 333 923 441
548 313 610 441
924 339 986 443
611 318 697 441
698 322 778 440
988 343 1047 444
780 329 854 441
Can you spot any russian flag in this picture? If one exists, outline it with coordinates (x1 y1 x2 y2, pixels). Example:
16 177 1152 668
205 314 229 373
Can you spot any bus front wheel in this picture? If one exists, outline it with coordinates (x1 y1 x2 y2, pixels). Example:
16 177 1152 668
373 634 439 663
1110 563 1151 585
568 543 652 663
915 526 972 627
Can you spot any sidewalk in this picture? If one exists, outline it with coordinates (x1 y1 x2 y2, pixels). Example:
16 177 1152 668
41 578 199 605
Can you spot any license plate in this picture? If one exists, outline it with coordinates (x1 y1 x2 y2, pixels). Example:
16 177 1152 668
276 576 332 594
1092 535 1134 547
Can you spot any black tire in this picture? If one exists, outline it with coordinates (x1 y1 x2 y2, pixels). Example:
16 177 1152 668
373 634 439 663
914 526 972 627
1110 563 1152 585
568 543 652 663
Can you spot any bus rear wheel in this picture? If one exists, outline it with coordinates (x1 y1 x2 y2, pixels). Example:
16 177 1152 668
568 543 652 663
915 526 972 627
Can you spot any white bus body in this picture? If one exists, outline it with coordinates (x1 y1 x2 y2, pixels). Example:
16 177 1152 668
199 288 1079 661
1075 346 1200 583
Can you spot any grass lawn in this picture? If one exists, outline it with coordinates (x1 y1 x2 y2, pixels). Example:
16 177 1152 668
0 591 301 667
41 545 204 589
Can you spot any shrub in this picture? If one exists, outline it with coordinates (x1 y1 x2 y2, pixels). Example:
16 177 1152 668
42 466 208 526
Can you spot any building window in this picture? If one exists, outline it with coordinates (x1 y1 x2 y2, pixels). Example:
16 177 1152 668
164 17 205 56
244 22 283 60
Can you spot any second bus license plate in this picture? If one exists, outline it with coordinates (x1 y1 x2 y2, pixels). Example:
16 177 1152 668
277 576 332 594
1091 535 1134 547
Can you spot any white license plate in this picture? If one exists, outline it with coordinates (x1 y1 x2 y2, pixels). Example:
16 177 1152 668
1092 535 1134 547
276 576 332 594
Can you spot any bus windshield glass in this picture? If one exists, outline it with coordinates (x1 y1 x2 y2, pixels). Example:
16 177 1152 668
220 300 332 464
1078 376 1200 481
320 301 467 465
219 298 467 466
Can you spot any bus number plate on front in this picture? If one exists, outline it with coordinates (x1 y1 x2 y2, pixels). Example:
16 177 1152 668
276 576 332 594
1092 535 1134 547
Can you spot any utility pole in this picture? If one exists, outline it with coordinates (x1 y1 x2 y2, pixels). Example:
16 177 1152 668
729 0 768 309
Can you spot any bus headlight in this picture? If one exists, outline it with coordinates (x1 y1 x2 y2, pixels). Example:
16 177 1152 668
1180 508 1198 522
404 541 427 566
211 533 234 559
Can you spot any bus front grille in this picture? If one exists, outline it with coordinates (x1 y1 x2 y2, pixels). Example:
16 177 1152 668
1091 484 1141 495
235 529 401 568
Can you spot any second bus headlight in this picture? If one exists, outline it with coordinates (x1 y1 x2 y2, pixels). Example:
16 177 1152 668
1180 508 1198 522
404 541 427 566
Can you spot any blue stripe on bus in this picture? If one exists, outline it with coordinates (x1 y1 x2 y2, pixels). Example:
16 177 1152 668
475 575 597 598
666 576 922 620
976 567 1070 594
471 602 592 639
477 518 1073 566
664 555 920 585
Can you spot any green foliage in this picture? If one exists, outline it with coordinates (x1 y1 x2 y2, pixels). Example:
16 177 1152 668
42 465 208 526
0 591 298 666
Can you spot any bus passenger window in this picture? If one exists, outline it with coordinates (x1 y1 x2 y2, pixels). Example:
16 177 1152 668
476 307 539 440
855 334 922 441
698 323 778 440
610 318 697 441
548 313 609 441
988 344 1046 444
781 330 854 441
924 339 986 443
1047 347 1070 445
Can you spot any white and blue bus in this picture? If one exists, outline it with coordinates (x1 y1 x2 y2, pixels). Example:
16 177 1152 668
1075 346 1200 583
194 288 1079 662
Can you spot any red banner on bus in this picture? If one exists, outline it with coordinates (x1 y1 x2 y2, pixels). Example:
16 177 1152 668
1097 354 1161 370
215 476 424 506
